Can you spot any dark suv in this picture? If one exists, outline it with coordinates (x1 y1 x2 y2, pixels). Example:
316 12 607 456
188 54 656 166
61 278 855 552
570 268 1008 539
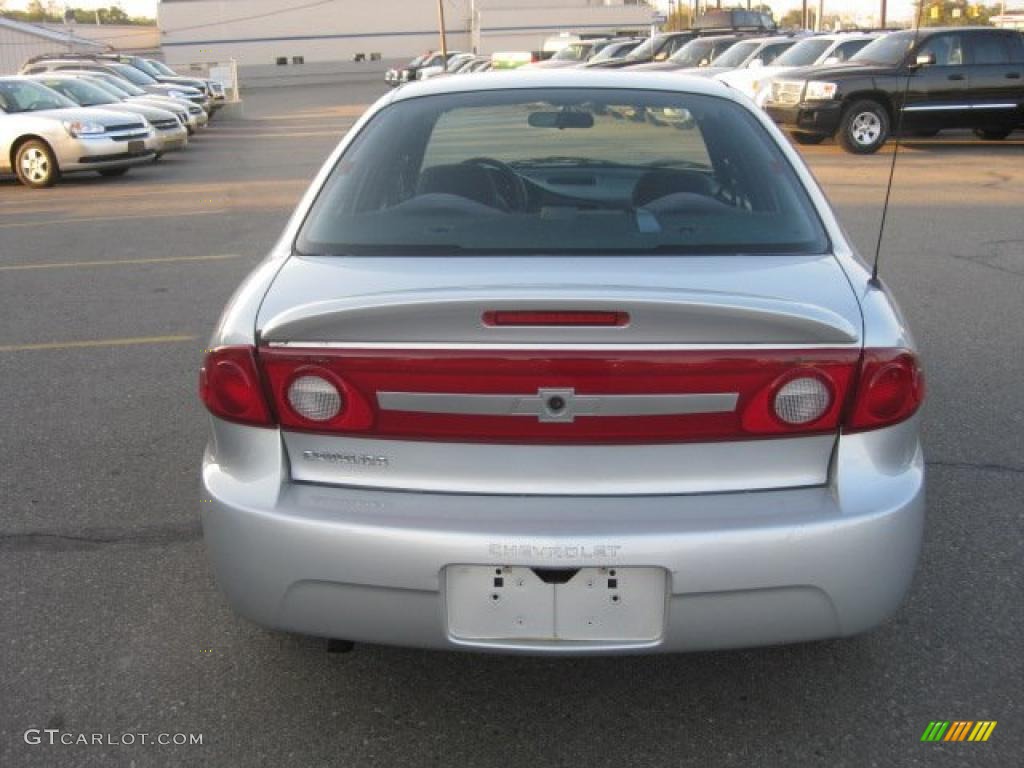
764 27 1024 153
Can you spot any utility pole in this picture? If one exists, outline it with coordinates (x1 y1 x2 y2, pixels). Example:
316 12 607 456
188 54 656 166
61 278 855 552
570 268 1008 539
802 0 808 28
880 0 887 28
436 0 448 58
817 0 824 31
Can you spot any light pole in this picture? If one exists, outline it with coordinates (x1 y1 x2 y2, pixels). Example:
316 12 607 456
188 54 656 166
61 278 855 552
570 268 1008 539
880 0 887 28
436 0 448 58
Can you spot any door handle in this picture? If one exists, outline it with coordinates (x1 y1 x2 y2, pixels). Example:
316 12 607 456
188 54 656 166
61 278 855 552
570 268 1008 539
947 74 966 81
1007 72 1022 79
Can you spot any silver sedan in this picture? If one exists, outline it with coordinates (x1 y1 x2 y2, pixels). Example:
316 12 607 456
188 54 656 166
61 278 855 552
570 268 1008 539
0 77 155 187
199 71 925 655
22 74 188 157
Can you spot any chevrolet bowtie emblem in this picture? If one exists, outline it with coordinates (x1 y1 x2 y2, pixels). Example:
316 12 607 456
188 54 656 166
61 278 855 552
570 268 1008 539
376 388 739 422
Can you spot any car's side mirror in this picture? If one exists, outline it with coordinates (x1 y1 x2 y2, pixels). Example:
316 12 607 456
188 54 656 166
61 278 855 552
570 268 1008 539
913 52 935 68
654 51 669 61
822 56 839 66
748 58 764 70
698 58 710 67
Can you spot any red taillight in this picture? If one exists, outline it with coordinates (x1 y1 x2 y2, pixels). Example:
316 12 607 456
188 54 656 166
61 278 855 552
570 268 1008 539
483 311 629 327
257 347 862 444
199 346 273 427
846 349 924 431
200 346 923 441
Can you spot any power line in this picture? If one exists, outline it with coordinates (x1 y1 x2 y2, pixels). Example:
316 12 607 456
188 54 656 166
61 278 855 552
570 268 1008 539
162 0 337 36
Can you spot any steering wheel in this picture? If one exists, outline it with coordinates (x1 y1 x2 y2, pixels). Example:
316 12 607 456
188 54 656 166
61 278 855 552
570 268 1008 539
461 157 528 212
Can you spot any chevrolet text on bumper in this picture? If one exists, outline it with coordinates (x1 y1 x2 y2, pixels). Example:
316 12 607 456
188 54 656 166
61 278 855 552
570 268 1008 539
199 71 926 655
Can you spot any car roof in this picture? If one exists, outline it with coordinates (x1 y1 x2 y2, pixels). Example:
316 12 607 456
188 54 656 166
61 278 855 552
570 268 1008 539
387 69 740 104
750 35 799 45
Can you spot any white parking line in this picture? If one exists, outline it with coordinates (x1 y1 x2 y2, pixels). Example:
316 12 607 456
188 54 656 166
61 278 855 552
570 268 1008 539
0 254 243 272
0 335 197 353
0 209 226 229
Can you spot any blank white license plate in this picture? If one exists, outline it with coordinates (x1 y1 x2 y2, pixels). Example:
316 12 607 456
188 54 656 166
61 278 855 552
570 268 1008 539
446 565 666 643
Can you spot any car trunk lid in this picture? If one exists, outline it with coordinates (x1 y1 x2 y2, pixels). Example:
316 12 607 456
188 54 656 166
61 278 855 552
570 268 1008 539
256 254 862 495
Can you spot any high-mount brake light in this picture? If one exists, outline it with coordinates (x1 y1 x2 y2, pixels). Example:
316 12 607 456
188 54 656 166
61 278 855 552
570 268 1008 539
199 346 273 427
483 311 630 327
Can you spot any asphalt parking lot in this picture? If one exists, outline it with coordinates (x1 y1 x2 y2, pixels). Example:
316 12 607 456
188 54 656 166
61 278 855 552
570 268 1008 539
1 82 1021 767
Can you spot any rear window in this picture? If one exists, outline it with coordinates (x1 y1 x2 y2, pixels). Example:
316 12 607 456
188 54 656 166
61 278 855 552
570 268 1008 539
297 88 827 256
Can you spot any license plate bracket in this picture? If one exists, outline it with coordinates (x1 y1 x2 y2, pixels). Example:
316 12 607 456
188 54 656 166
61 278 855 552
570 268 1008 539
446 565 666 643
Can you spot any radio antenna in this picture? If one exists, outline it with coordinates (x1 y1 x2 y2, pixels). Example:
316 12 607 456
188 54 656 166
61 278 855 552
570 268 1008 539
871 2 926 286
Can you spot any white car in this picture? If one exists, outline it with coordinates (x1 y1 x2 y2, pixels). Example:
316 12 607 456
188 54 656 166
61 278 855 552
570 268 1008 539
718 33 883 105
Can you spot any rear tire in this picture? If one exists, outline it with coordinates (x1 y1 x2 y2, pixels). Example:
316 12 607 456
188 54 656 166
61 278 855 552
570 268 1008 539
838 100 890 154
974 127 1012 141
98 167 130 178
14 139 60 188
790 132 826 146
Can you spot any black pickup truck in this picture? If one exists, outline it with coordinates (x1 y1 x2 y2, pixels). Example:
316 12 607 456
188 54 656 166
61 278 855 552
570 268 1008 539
764 27 1024 153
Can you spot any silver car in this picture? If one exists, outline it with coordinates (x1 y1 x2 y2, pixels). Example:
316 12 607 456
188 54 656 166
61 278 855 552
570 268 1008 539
0 77 155 188
63 71 205 134
23 74 188 157
200 72 925 654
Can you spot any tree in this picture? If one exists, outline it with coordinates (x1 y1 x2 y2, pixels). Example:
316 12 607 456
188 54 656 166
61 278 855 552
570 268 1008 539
780 9 812 29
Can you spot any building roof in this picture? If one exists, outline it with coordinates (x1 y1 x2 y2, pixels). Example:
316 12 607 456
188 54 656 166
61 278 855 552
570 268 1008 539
0 16 106 49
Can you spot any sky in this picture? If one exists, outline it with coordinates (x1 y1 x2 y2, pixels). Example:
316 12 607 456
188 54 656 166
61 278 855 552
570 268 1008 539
3 1 1021 24
3 0 159 18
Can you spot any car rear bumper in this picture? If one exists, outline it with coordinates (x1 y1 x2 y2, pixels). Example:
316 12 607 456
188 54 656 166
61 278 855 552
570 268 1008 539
201 417 924 655
766 101 843 137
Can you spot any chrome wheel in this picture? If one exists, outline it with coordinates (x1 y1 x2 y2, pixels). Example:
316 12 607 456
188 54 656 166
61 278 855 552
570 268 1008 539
15 140 59 187
850 112 882 146
20 147 50 184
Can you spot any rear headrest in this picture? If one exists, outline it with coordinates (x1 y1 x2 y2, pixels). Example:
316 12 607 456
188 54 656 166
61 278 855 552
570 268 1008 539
417 164 497 208
633 169 714 207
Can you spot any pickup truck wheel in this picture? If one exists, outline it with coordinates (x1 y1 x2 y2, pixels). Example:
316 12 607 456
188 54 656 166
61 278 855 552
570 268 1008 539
974 127 1012 141
14 139 60 188
838 100 890 154
790 132 826 145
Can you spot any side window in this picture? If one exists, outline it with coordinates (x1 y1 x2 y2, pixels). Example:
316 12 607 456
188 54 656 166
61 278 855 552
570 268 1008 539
667 37 687 55
759 43 790 65
833 40 870 62
972 33 1011 65
1010 34 1024 64
919 34 964 66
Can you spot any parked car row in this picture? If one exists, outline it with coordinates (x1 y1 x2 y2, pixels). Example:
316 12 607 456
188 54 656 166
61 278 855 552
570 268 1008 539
2 55 222 188
385 25 1024 154
385 50 492 85
762 26 1024 152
